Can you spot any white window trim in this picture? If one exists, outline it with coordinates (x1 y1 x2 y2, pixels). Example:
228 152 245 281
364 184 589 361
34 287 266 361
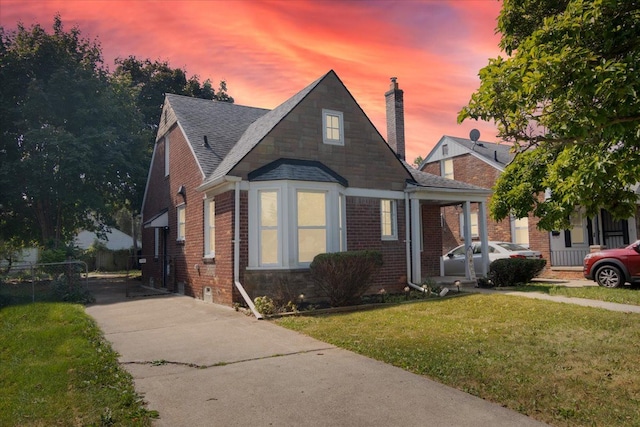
322 109 344 146
459 211 478 239
248 181 345 269
176 204 186 242
381 199 398 241
441 158 454 180
204 198 215 258
511 215 530 246
164 135 170 177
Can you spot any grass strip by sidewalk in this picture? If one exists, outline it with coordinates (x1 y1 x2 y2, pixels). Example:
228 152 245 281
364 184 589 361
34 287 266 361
515 283 640 306
277 294 640 427
0 302 158 426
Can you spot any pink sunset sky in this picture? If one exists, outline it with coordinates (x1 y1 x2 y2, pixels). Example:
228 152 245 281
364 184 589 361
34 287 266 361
0 0 504 163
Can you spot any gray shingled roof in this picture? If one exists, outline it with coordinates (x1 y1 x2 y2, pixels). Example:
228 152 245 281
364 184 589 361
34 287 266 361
201 72 330 186
445 135 515 166
248 158 348 186
403 160 490 192
165 94 269 177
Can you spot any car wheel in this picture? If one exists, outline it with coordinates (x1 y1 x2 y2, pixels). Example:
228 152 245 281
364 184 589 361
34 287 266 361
595 265 623 288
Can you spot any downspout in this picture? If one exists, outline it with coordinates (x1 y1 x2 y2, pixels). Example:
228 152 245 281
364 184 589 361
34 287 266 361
232 181 263 319
405 193 428 294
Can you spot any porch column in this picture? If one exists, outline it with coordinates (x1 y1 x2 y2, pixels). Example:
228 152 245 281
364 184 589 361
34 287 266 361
410 197 422 283
463 201 472 279
478 201 489 276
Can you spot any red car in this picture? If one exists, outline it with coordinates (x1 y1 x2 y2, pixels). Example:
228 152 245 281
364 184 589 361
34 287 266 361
583 240 640 288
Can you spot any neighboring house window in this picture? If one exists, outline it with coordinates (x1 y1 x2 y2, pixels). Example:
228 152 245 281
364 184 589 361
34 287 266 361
249 182 345 269
323 109 344 146
380 199 398 240
259 190 280 266
154 228 159 259
512 216 529 246
459 212 478 239
164 135 170 177
177 204 186 241
297 191 327 263
442 144 449 156
204 199 215 257
570 210 585 245
442 158 454 179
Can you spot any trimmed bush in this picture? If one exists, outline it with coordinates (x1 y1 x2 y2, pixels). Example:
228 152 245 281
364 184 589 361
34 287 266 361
489 258 547 287
310 250 383 307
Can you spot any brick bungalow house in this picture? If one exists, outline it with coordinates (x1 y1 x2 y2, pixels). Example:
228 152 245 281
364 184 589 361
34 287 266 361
420 135 640 278
140 71 491 309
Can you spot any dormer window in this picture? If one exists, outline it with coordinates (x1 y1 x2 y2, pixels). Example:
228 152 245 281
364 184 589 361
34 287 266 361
322 109 344 146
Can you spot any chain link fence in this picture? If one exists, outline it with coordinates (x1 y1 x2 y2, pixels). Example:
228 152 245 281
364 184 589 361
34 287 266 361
0 261 90 306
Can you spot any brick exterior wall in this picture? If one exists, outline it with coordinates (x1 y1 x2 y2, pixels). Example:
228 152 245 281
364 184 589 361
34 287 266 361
345 196 408 293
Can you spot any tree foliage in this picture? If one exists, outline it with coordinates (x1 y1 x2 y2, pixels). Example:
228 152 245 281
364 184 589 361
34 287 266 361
0 16 235 249
113 56 234 132
459 0 640 230
0 16 148 247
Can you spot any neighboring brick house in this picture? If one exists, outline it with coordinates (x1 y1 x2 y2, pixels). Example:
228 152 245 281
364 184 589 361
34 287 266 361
420 135 639 278
141 71 491 308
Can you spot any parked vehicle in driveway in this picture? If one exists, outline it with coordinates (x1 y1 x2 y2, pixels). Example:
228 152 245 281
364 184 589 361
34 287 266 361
443 241 543 276
583 240 640 288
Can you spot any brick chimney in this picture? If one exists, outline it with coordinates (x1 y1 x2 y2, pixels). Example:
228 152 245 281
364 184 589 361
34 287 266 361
385 77 405 160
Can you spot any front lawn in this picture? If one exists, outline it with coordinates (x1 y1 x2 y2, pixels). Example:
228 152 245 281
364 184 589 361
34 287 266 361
516 283 640 306
0 302 157 426
277 294 640 427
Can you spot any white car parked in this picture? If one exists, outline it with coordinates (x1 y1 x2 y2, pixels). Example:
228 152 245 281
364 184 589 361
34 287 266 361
443 241 543 276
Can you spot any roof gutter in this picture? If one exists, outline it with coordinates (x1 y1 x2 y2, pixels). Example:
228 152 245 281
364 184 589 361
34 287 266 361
197 175 242 193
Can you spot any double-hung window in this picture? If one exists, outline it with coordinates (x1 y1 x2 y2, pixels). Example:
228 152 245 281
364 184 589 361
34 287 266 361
442 158 454 179
297 191 327 263
204 199 215 257
459 212 478 239
176 204 186 241
259 190 280 266
380 199 397 240
512 216 529 246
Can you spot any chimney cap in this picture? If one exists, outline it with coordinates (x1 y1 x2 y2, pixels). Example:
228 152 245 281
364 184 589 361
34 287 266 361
389 77 399 90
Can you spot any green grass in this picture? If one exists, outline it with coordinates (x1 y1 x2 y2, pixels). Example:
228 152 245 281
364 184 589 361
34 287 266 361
0 302 157 426
276 294 640 427
515 283 640 306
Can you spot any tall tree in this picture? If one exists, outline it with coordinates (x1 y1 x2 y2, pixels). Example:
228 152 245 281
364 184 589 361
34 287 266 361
459 0 640 231
0 16 148 247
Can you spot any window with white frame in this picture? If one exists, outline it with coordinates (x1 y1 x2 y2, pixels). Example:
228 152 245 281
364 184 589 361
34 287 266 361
513 216 529 246
249 182 345 269
297 191 327 263
164 135 170 177
442 158 454 179
570 210 586 244
204 199 215 257
176 204 186 241
322 109 344 146
259 190 280 266
459 212 478 239
381 199 398 240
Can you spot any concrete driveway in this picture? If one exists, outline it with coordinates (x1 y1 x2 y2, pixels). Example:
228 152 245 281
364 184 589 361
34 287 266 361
86 279 546 426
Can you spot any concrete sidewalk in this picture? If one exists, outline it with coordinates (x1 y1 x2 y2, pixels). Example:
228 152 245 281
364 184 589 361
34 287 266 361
86 280 547 427
465 279 640 314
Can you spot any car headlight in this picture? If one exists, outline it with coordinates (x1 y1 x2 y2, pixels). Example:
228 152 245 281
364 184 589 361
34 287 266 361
584 253 593 260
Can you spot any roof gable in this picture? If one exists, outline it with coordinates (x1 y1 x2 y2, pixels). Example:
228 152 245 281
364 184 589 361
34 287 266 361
162 94 269 178
423 135 514 171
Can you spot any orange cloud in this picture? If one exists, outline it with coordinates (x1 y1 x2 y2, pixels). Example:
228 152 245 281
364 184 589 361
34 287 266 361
0 0 504 161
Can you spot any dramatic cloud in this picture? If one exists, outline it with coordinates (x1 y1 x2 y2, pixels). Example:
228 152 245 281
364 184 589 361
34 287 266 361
0 0 504 162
